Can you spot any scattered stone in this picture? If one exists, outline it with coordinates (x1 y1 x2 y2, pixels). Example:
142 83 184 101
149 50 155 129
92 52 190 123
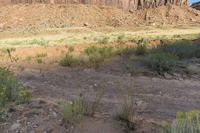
29 100 41 108
83 22 89 26
129 9 134 13
33 124 39 128
164 73 172 79
52 112 57 118
9 123 21 131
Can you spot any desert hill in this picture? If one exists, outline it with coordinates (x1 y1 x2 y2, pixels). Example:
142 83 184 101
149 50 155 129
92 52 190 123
0 4 199 32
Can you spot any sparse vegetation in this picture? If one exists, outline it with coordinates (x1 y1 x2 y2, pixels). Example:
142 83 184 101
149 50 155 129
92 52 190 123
35 53 47 58
0 67 30 107
161 110 200 133
135 43 147 55
84 88 104 117
2 38 49 46
59 54 80 67
134 39 148 55
84 45 114 64
117 45 135 56
36 58 43 64
118 89 138 130
186 64 200 75
25 56 33 62
62 96 85 124
154 40 200 59
144 53 178 74
96 36 110 44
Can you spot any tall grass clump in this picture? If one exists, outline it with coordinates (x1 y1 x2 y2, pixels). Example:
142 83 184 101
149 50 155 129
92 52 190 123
84 88 104 117
144 53 178 74
117 45 135 56
154 40 200 59
161 110 200 133
0 67 30 107
118 89 138 130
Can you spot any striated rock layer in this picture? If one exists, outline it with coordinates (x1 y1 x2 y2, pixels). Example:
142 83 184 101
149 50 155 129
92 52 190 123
191 1 200 10
0 0 188 10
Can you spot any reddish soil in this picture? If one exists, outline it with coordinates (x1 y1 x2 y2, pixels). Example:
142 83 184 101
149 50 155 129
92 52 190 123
0 4 199 32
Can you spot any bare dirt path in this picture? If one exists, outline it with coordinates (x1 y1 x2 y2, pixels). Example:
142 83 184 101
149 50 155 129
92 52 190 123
12 56 200 133
18 66 200 120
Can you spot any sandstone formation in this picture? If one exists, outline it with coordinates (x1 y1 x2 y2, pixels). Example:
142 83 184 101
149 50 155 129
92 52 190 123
0 0 188 10
191 1 200 10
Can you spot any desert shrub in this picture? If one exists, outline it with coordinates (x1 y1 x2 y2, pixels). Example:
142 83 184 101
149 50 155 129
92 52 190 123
126 63 142 76
0 67 30 107
117 46 135 56
59 54 79 67
62 96 85 124
84 89 104 117
135 43 147 55
154 40 200 59
36 58 43 64
161 110 200 133
134 38 148 55
186 64 200 75
84 45 114 64
144 53 177 74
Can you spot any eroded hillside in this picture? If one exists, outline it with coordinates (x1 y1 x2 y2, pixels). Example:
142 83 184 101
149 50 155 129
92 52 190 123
0 4 199 32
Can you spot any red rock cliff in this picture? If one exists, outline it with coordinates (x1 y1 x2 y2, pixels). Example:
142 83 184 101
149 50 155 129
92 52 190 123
0 0 188 10
191 1 200 10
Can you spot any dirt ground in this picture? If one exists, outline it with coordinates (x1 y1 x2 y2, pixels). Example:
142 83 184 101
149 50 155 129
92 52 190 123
0 26 200 133
1 54 199 133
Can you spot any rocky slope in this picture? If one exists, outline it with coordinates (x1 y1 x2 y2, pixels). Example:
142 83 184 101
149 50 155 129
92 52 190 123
191 1 200 10
0 0 188 10
0 4 199 32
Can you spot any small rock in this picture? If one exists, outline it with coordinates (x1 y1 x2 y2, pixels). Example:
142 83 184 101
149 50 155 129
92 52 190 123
164 73 172 79
52 112 57 118
9 123 21 131
83 22 89 26
33 124 39 128
129 9 134 13
29 101 41 108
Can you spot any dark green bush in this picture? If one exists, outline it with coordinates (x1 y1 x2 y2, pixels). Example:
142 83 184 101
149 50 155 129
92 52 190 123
154 40 200 59
135 43 147 55
0 67 30 107
144 53 177 74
